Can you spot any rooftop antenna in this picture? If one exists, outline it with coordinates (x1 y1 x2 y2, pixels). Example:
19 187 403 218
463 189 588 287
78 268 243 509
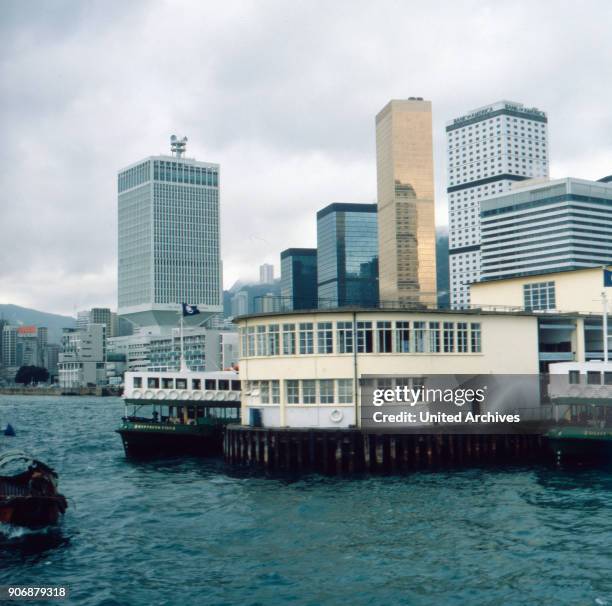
170 134 188 158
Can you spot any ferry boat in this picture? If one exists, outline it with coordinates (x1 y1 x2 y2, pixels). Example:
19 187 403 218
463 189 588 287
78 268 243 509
546 361 612 463
117 369 241 457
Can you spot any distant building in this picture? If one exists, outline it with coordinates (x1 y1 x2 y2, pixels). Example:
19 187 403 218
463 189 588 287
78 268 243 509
44 343 60 378
376 98 436 306
117 137 222 328
317 203 378 308
16 326 46 367
231 291 249 317
259 263 274 284
76 310 91 331
447 100 549 307
280 248 318 310
480 178 612 281
1 325 17 368
58 324 106 388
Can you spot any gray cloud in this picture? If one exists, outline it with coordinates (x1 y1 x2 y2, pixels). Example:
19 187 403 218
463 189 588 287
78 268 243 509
0 0 610 315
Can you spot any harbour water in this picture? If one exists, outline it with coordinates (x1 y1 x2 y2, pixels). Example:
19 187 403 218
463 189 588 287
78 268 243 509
1 395 612 606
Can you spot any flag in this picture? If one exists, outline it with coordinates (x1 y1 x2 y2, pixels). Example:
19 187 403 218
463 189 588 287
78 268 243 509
604 269 612 288
182 303 201 316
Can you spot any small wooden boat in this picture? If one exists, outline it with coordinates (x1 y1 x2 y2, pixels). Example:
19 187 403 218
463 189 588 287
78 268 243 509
0 451 67 528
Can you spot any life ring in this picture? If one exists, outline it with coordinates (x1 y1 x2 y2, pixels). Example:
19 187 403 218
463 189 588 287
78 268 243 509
227 392 238 401
144 390 154 400
180 391 191 400
168 390 179 400
156 391 166 400
132 390 142 399
216 392 226 401
204 391 215 400
192 391 202 401
330 409 343 423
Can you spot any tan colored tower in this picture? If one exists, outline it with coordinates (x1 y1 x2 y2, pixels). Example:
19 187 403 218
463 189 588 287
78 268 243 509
375 98 437 306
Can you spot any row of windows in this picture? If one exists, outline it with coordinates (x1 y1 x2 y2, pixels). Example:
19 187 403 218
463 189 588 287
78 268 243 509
132 376 241 391
240 321 482 357
247 379 354 405
153 161 218 187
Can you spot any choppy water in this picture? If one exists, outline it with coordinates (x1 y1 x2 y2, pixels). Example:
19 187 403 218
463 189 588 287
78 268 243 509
1 395 612 605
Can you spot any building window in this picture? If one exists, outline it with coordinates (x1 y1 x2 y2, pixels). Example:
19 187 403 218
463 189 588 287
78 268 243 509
256 326 266 356
302 379 316 403
569 371 580 385
356 322 373 353
319 379 334 403
429 322 440 353
317 322 333 354
457 322 468 353
337 322 354 354
470 323 482 353
414 322 426 353
587 371 601 385
282 324 296 355
267 325 279 356
286 380 300 404
271 380 280 404
443 322 455 353
395 321 410 353
337 379 353 404
133 377 142 388
260 381 270 404
524 282 556 311
247 327 255 357
377 321 393 353
299 323 314 354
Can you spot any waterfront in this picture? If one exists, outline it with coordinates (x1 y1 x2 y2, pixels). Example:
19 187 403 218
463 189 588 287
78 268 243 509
1 396 612 605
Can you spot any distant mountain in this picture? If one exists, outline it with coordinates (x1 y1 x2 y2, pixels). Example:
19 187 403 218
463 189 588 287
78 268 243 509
436 227 450 309
0 304 75 343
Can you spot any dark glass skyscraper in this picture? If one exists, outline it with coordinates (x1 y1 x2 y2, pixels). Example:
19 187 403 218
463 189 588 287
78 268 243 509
316 203 379 308
280 249 318 310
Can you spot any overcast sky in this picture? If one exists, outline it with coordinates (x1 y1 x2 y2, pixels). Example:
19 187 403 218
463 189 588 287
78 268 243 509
1 0 610 316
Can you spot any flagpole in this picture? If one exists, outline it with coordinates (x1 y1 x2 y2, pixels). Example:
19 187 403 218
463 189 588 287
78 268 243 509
179 307 187 372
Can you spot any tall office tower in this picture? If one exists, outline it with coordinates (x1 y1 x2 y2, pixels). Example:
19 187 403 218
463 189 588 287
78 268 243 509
76 310 91 331
2 325 17 367
316 203 379 308
376 98 437 307
231 291 249 318
446 101 549 308
117 136 222 329
259 264 274 284
480 178 612 282
280 249 318 310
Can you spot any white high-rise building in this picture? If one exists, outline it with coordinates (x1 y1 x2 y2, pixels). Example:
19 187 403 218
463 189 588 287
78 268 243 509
117 136 222 328
446 101 549 308
259 263 274 284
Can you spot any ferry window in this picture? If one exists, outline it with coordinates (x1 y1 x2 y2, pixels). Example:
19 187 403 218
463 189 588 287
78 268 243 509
218 380 229 390
302 380 316 404
192 379 201 390
470 323 482 353
299 323 314 354
337 379 353 404
282 324 296 355
605 372 612 386
162 378 173 389
231 380 241 391
317 322 333 354
271 380 280 404
148 377 159 388
356 322 373 353
205 379 216 390
429 322 441 353
133 377 142 388
319 380 334 403
337 322 354 354
395 321 410 353
587 371 601 385
176 378 187 390
187 407 195 419
196 407 204 418
377 321 393 353
569 371 580 385
286 380 300 404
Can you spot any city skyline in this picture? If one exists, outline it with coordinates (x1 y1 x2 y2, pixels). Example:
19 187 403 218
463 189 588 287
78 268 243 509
1 1 611 316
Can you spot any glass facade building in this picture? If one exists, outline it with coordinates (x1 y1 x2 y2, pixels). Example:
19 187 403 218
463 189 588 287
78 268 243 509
117 151 222 327
316 203 379 308
280 249 318 310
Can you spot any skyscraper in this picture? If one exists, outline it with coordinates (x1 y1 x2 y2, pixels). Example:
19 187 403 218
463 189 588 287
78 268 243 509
375 98 436 306
280 249 318 310
316 203 378 308
446 101 549 307
259 264 274 284
117 136 222 328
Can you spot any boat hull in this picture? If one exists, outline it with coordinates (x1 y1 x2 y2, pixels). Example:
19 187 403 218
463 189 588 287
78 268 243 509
548 427 612 464
116 426 223 457
0 495 67 528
